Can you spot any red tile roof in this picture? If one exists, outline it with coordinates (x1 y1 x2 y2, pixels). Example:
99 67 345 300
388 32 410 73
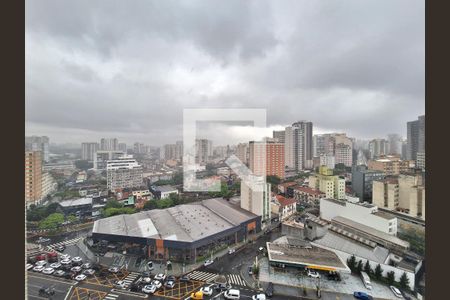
294 186 325 196
276 195 297 206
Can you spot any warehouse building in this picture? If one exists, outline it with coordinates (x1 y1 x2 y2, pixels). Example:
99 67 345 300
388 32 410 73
92 198 261 263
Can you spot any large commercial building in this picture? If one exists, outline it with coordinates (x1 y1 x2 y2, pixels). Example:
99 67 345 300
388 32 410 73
249 140 285 179
93 150 125 170
106 156 143 191
92 198 261 263
367 155 411 175
25 136 50 162
240 178 271 225
25 151 43 206
319 198 398 235
309 166 345 200
285 121 313 170
351 165 385 202
81 142 99 161
406 115 425 161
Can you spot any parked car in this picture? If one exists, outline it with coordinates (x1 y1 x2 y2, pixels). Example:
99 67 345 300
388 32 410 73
60 258 72 266
142 277 152 284
53 270 66 277
248 266 253 275
108 266 120 273
114 280 129 290
71 257 83 264
26 263 34 271
33 265 45 272
154 273 166 281
151 280 162 289
327 271 341 281
252 293 266 300
258 247 264 252
190 291 204 300
70 266 82 273
60 254 71 260
38 287 54 297
200 286 213 296
353 291 374 300
142 271 151 278
390 286 404 298
47 252 58 263
224 289 241 299
204 259 214 267
81 263 92 269
35 260 47 267
180 275 190 282
147 261 154 271
307 270 321 278
75 274 87 281
165 280 175 288
55 244 66 252
228 248 236 254
35 254 46 261
42 267 55 275
167 275 176 282
83 269 95 276
142 284 157 294
50 262 61 269
265 282 273 298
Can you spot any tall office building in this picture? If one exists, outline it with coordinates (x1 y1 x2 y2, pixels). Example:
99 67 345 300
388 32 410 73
285 121 313 170
387 134 402 155
314 133 353 167
195 139 213 164
352 165 385 202
25 136 50 163
272 130 285 143
134 142 146 154
100 138 119 151
107 155 143 191
368 139 389 159
175 141 183 160
81 142 99 161
406 115 425 161
249 140 285 179
25 151 43 206
118 143 127 153
236 143 249 165
93 150 126 170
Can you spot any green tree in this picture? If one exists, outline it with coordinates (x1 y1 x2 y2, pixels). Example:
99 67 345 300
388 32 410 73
347 255 357 272
39 213 65 230
399 272 410 290
143 200 158 210
374 264 383 280
386 271 396 285
364 260 372 276
157 198 174 209
105 200 123 209
266 175 281 185
67 215 77 223
356 260 363 274
103 207 135 217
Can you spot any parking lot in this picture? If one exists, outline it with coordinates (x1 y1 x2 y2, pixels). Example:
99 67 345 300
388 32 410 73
83 268 130 287
153 280 204 299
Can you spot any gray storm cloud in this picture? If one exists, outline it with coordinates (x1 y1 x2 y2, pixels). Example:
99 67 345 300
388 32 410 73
25 0 424 145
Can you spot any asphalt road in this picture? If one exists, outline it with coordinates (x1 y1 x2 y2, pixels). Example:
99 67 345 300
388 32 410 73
27 272 75 300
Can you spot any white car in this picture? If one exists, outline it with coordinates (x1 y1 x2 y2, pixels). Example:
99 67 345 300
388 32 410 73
60 254 71 260
154 273 166 281
258 247 264 252
81 263 92 269
60 258 71 265
33 265 45 272
307 270 321 278
108 266 120 273
142 284 157 294
71 266 82 273
75 274 87 281
114 280 129 290
142 277 152 284
42 267 55 275
35 260 47 267
71 257 83 264
26 263 34 271
204 259 214 267
200 286 213 296
165 280 175 289
151 280 162 289
228 248 236 254
390 286 404 298
224 289 241 299
54 270 65 277
252 293 266 300
83 269 95 276
49 262 61 269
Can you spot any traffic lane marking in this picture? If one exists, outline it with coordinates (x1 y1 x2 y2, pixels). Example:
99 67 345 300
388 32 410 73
28 283 69 294
28 295 48 300
27 273 76 286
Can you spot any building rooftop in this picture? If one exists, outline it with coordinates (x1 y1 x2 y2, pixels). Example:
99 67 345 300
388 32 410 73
294 186 326 195
332 216 409 249
59 197 93 207
278 182 298 188
373 211 396 220
92 198 258 243
275 195 297 207
153 185 178 193
267 237 349 271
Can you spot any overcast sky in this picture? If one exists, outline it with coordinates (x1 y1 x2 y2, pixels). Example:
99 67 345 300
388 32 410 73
25 0 424 146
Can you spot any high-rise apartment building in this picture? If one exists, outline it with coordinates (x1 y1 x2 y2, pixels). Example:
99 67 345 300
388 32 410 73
25 151 43 206
308 166 345 200
285 121 313 170
25 136 50 162
368 139 389 159
118 143 127 153
94 150 125 170
373 177 399 210
351 165 385 202
175 141 183 160
240 179 271 225
100 138 119 151
195 139 213 165
106 155 143 191
319 155 335 170
81 142 99 161
367 155 411 176
249 140 285 179
313 133 353 167
235 143 249 165
272 130 285 143
406 115 425 161
387 134 402 155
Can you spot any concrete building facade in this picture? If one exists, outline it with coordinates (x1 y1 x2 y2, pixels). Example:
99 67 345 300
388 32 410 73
94 150 125 170
407 115 425 161
309 166 345 200
235 143 249 166
107 156 143 191
240 179 271 225
351 166 385 202
81 142 99 161
25 151 43 206
249 140 285 179
368 139 389 159
367 155 411 175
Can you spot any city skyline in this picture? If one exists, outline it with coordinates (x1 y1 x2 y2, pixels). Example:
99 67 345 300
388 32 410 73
26 0 424 145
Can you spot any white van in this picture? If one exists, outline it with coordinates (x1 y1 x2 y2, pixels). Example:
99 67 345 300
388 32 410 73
224 289 241 299
360 271 372 290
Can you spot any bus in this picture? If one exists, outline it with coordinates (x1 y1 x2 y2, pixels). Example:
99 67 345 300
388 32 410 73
360 271 372 290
